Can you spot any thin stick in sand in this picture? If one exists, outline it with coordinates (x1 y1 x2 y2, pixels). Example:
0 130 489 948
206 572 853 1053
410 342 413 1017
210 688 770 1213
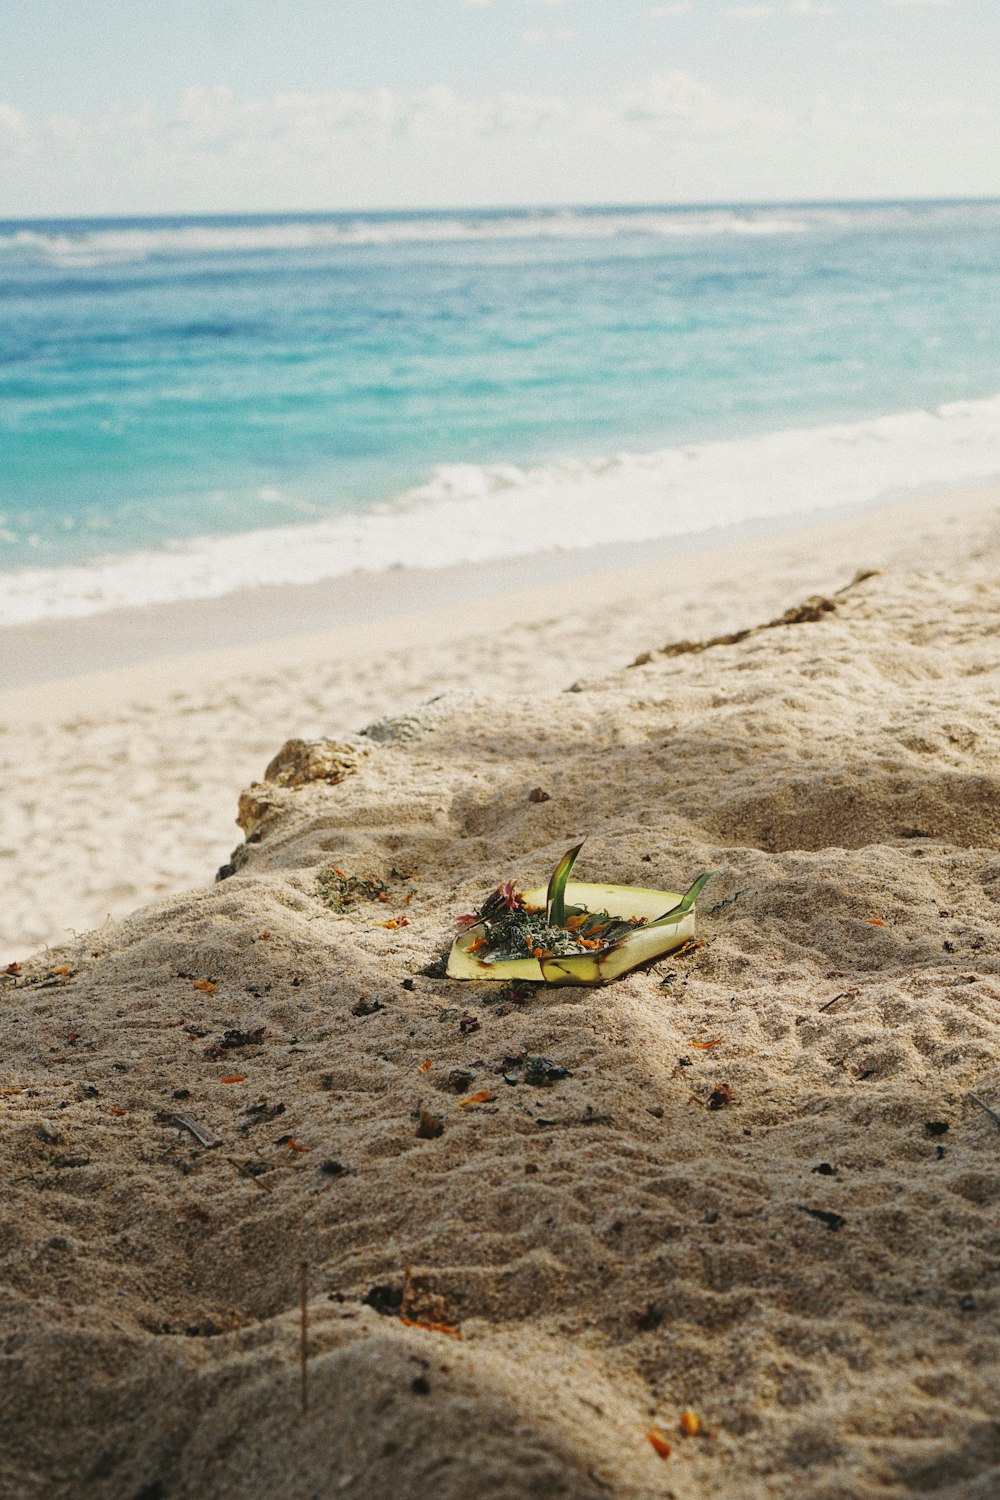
227 1155 272 1193
163 1111 222 1148
818 988 859 1014
967 1093 1000 1131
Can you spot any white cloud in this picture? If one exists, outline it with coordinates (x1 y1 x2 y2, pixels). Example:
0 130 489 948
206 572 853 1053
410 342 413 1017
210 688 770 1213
727 4 774 15
521 26 573 41
5 71 989 172
0 72 733 175
838 37 901 51
789 0 835 13
1 65 996 216
607 70 739 132
650 3 692 13
0 101 29 141
882 0 951 7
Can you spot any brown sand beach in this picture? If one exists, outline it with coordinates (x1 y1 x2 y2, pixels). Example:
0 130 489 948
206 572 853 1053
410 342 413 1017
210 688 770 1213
1 480 999 1498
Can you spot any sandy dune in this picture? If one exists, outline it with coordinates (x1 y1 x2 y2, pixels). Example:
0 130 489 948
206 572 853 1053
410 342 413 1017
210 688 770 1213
2 487 999 1498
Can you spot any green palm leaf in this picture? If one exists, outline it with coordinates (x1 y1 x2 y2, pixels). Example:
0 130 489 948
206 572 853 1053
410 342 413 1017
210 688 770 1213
546 841 585 927
644 872 714 929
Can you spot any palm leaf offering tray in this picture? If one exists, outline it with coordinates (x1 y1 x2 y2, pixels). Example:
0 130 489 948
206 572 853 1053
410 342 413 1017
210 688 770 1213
447 842 712 985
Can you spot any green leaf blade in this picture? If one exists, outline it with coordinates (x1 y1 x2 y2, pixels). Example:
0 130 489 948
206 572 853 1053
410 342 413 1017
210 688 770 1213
546 841 585 927
645 872 714 930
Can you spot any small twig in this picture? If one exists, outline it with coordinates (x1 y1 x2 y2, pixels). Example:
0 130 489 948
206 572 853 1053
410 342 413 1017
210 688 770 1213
967 1093 1000 1132
161 1111 222 1148
300 1262 309 1416
401 1262 415 1318
670 938 707 962
818 990 855 1014
227 1156 272 1193
833 567 880 595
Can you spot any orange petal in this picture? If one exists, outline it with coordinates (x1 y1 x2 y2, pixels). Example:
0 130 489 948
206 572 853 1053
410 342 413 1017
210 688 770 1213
400 1316 461 1337
647 1427 672 1459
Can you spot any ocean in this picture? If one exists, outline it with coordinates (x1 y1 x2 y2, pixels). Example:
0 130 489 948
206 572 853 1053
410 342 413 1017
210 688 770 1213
1 199 998 629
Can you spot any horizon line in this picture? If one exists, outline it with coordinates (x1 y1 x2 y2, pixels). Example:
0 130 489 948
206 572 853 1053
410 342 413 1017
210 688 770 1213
3 193 1000 227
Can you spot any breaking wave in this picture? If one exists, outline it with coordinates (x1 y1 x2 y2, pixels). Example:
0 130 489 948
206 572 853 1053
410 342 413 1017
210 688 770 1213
0 207 835 267
3 393 999 628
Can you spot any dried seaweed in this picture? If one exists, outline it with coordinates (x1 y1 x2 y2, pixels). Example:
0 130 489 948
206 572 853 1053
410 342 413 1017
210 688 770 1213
476 904 643 963
315 868 390 911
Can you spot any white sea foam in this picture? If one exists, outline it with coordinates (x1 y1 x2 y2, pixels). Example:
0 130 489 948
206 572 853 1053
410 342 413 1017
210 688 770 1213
5 202 994 268
5 202 997 268
0 209 815 267
2 394 1000 628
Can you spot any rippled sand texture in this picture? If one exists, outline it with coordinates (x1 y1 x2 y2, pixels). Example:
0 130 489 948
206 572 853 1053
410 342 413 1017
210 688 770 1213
3 537 1000 1499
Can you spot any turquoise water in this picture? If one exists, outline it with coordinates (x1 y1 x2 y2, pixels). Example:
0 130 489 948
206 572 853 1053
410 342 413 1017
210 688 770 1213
1 200 998 622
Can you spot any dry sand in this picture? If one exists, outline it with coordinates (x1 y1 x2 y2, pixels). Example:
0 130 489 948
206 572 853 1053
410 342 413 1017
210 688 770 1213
1 480 999 1499
2 481 998 960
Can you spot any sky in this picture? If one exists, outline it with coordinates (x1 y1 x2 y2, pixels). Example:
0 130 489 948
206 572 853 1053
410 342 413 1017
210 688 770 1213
0 0 997 217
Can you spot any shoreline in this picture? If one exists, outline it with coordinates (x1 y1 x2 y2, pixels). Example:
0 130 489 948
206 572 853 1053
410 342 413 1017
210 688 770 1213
1 471 997 959
5 386 1000 647
3 473 999 725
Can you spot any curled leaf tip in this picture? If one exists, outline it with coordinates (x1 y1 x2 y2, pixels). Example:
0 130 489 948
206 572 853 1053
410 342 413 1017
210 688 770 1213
546 840 585 927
